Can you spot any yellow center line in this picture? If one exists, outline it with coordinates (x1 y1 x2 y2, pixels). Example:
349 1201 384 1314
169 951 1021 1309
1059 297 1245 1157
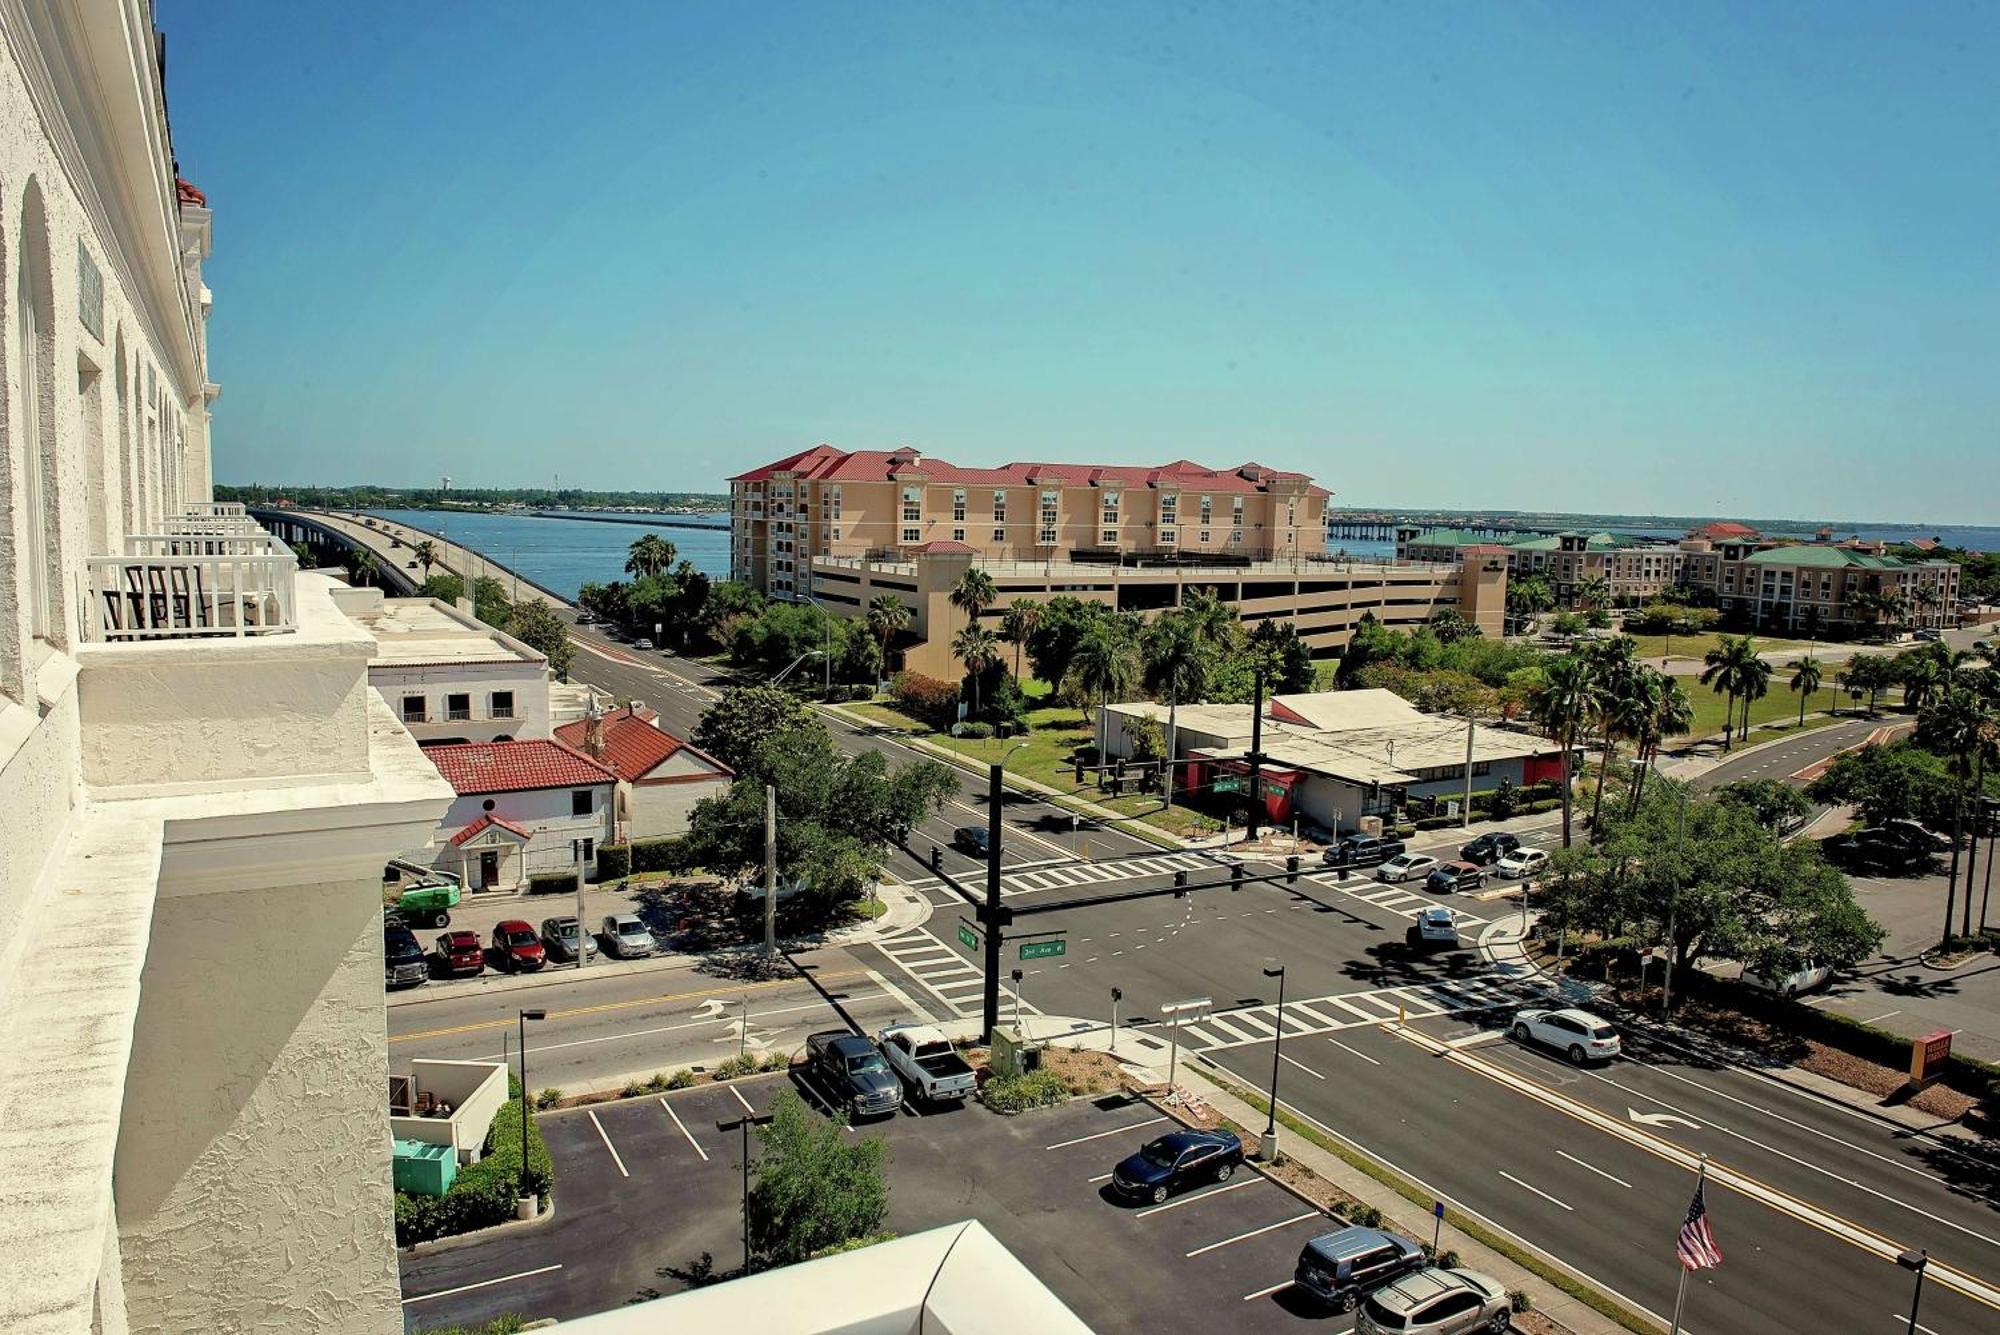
390 968 867 1044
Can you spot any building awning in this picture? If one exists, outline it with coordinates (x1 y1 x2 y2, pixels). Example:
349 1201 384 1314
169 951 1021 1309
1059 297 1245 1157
448 813 533 848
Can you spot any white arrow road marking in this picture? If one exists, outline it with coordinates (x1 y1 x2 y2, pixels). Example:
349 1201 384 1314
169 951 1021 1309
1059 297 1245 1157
1627 1107 1701 1130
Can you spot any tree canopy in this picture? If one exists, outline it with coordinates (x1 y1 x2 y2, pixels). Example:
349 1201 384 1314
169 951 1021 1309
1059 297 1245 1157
748 1089 890 1266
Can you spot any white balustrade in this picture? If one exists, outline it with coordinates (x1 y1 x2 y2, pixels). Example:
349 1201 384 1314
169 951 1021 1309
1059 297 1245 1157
81 551 298 641
126 532 290 558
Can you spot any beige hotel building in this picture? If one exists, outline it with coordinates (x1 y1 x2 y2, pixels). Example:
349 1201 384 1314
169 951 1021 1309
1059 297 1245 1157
730 445 1504 679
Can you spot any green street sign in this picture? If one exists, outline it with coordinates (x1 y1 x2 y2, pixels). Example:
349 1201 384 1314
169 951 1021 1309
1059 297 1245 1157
1019 939 1067 961
958 922 978 950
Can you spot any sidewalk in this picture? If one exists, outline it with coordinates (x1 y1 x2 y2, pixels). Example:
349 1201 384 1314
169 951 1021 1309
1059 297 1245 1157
387 881 931 1008
969 1010 1635 1335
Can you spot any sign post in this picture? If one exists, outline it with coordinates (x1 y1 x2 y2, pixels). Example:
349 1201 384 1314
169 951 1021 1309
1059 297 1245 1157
1432 1199 1446 1253
958 920 978 951
1160 996 1213 1107
1019 939 1067 961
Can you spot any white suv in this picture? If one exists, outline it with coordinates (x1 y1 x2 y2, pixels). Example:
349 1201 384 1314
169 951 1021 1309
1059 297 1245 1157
1493 848 1548 879
1358 1267 1512 1333
1511 1008 1620 1065
1376 853 1440 884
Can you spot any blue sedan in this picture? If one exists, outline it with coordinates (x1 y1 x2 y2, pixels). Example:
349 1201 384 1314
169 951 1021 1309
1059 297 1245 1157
1109 1129 1244 1205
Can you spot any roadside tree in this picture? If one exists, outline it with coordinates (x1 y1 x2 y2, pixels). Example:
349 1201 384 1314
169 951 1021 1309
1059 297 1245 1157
506 601 576 677
748 1090 890 1266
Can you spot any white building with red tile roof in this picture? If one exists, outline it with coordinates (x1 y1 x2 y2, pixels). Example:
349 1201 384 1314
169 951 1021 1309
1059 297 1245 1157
554 704 734 840
425 739 616 890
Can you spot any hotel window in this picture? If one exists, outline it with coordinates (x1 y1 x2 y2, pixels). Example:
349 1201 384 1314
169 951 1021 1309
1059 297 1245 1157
446 693 472 722
830 527 841 542
952 489 966 522
1231 497 1244 527
953 528 966 543
993 527 1007 543
571 789 594 817
902 527 921 544
902 486 921 522
1160 528 1177 546
1101 491 1120 526
1039 490 1059 545
992 490 1007 521
1199 531 1211 544
1160 493 1178 524
1229 529 1243 546
490 690 515 720
1286 502 1296 528
402 695 426 724
828 486 842 519
1199 495 1213 525
1101 529 1119 546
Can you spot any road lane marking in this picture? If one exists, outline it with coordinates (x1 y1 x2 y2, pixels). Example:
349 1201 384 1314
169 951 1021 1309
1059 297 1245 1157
588 1110 629 1178
390 968 869 1042
1556 1150 1633 1190
1044 1116 1167 1151
1891 1311 1943 1335
401 1264 563 1304
1327 1037 1382 1066
1498 1170 1572 1211
1134 1176 1263 1216
659 1097 708 1161
1280 1052 1326 1080
474 993 885 1061
1187 1210 1322 1257
1445 1031 1507 1050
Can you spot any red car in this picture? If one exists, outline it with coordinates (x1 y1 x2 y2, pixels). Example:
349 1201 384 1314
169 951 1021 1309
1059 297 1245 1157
434 930 485 977
491 920 546 972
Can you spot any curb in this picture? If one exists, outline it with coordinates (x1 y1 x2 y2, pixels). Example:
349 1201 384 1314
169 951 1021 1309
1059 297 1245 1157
403 1195 559 1258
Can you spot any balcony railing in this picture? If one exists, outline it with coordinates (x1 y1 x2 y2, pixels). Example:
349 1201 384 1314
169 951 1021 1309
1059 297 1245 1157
163 514 263 537
81 551 298 641
126 532 290 558
184 501 248 518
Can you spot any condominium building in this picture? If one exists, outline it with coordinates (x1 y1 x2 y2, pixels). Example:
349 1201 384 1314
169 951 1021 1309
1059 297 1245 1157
2 9 452 1333
733 447 1506 678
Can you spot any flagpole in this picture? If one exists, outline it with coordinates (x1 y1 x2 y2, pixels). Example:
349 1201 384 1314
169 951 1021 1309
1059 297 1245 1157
1669 1153 1710 1335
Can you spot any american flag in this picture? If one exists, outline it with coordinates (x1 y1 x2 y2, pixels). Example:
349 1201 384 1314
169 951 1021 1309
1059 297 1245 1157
1676 1180 1723 1270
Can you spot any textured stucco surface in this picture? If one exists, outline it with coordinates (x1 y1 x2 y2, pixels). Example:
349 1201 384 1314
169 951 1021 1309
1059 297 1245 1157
115 876 403 1335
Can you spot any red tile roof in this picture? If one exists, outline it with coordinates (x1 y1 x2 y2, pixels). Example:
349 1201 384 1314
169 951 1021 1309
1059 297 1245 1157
552 707 732 783
424 739 615 796
731 446 1325 495
913 540 976 554
1690 521 1759 539
448 812 534 847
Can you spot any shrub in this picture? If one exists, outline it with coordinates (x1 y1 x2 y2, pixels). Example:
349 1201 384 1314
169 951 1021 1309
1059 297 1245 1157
596 843 632 880
714 1053 759 1080
394 1076 553 1246
891 671 960 728
979 1069 1069 1114
1413 815 1456 831
957 721 995 740
534 1086 563 1110
1510 1290 1534 1313
528 872 579 896
666 1069 698 1090
758 1052 792 1073
809 1230 898 1259
620 1080 648 1098
645 1072 671 1092
630 836 688 875
1348 1204 1384 1229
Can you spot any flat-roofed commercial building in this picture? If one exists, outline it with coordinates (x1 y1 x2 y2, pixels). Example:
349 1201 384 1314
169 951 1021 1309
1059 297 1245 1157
734 448 1506 678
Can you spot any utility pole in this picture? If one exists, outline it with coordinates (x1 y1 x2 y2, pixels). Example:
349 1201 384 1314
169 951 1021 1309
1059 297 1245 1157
981 760 1007 1042
763 784 778 954
1245 666 1266 845
1460 711 1477 829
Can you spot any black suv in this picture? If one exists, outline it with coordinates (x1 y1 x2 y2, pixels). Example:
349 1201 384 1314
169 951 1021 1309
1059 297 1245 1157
1323 835 1407 869
1294 1225 1427 1314
383 925 429 989
953 825 991 858
1459 832 1521 866
1825 823 1945 874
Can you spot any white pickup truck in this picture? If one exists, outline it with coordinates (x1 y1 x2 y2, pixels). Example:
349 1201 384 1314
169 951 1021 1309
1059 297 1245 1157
877 1022 977 1104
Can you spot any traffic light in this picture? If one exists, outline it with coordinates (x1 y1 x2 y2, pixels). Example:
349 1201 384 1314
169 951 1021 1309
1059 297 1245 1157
1074 758 1085 784
1231 862 1245 890
1173 870 1188 889
1286 855 1300 885
930 845 942 871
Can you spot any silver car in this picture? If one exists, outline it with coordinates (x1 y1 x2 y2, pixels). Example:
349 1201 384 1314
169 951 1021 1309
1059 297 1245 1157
1358 1267 1511 1333
601 913 656 959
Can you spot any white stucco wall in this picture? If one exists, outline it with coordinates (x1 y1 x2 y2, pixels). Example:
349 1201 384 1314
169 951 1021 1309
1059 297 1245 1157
374 658 552 743
624 749 731 838
436 784 613 884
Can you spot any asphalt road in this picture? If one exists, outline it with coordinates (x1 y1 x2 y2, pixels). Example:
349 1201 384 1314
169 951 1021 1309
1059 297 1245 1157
1688 715 1889 792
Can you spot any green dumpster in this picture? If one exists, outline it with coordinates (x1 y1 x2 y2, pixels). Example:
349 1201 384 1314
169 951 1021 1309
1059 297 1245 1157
393 1139 457 1197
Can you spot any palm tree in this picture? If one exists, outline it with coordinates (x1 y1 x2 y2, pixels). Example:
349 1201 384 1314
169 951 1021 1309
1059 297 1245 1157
951 624 1002 718
1700 634 1763 751
1737 651 1773 743
865 593 910 673
1917 688 1999 944
1180 586 1239 651
1583 639 1642 831
949 567 998 633
1532 653 1599 847
1627 677 1694 815
1142 617 1208 809
1066 619 1142 757
1576 575 1612 612
1001 598 1043 680
1900 652 1946 713
412 539 441 577
352 550 381 588
625 534 677 579
1787 656 1824 728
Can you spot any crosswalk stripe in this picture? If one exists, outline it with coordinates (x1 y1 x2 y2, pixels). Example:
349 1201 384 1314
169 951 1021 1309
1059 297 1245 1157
1202 1014 1264 1043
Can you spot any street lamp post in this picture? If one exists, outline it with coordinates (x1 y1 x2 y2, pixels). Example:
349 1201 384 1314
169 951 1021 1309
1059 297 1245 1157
1260 963 1286 1162
717 1108 775 1277
1110 986 1122 1053
517 1008 546 1215
1897 1248 1928 1334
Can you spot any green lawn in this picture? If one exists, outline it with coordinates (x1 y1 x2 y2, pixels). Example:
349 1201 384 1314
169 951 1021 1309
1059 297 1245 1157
1622 631 1811 663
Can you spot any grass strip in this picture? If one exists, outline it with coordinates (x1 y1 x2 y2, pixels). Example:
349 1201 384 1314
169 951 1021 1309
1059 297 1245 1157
1203 1068 1658 1334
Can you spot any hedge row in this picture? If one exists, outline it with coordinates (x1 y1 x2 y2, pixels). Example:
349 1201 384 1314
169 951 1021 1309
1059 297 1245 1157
394 1075 553 1246
526 872 579 895
594 835 692 881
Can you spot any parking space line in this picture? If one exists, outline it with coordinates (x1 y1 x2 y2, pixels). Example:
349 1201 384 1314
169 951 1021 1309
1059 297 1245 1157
1045 1116 1167 1151
1279 1052 1326 1080
1557 1149 1632 1189
1497 1169 1572 1211
728 1084 756 1116
1242 1279 1294 1302
1327 1037 1382 1066
659 1097 708 1162
1187 1210 1322 1258
1134 1177 1262 1217
1088 1172 1113 1184
401 1263 563 1305
587 1110 629 1178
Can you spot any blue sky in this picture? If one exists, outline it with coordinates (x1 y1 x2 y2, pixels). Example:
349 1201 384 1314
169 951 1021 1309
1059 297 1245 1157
167 2 1999 522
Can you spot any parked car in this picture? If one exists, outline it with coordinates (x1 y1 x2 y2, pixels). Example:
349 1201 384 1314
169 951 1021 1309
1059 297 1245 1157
490 920 546 972
805 1031 904 1119
1358 1267 1513 1334
1511 1007 1621 1064
1493 848 1549 879
1459 832 1521 866
433 930 485 977
1424 861 1486 894
575 611 598 625
1740 962 1834 998
1406 906 1462 951
634 636 654 650
1325 835 1407 869
876 1022 977 1104
1376 852 1441 884
540 915 599 963
1293 1224 1427 1314
1825 824 1942 873
601 913 656 959
952 824 991 858
1914 628 1942 642
384 925 429 989
1110 1128 1244 1206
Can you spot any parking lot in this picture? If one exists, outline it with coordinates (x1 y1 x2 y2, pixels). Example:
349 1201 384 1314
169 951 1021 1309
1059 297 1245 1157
400 1075 1356 1334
